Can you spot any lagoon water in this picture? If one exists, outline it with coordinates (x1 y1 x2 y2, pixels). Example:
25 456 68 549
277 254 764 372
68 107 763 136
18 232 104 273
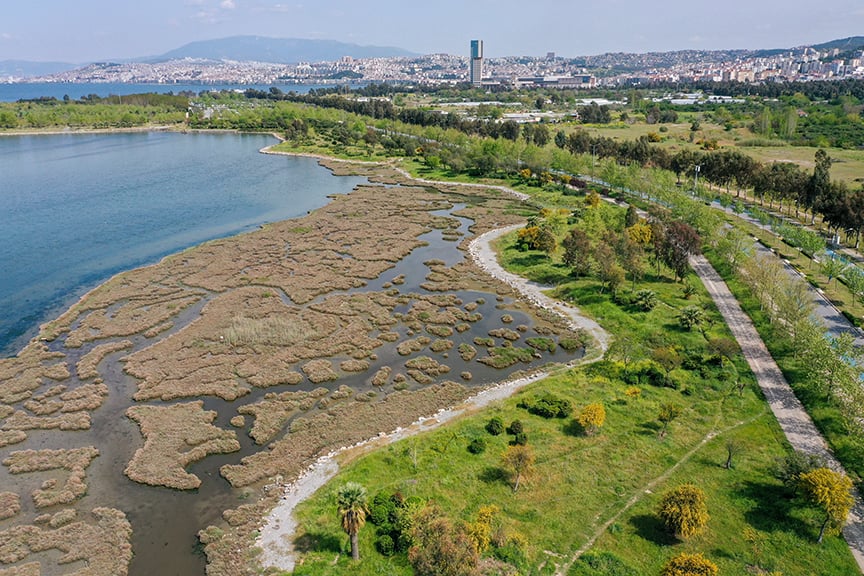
0 132 366 357
0 82 335 102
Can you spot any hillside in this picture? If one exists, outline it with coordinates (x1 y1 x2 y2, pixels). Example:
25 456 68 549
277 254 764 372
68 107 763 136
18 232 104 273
149 35 416 64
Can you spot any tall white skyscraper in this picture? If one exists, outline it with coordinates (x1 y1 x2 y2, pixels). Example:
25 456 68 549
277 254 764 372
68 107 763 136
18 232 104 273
470 40 483 86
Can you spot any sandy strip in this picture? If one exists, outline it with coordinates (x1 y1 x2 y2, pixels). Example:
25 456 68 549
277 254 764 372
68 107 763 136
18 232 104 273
255 224 611 573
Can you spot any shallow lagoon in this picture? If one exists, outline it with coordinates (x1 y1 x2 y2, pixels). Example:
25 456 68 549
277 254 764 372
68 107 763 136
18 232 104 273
0 132 366 357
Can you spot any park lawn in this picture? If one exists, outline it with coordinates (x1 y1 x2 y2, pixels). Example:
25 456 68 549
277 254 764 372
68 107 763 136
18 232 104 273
583 417 857 576
288 230 858 575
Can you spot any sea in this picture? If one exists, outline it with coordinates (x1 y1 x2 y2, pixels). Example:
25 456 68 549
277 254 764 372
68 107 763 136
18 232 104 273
0 131 366 357
0 82 340 102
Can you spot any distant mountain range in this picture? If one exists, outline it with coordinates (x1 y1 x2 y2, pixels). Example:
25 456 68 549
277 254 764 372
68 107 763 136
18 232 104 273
3 35 863 80
146 36 416 64
0 60 80 78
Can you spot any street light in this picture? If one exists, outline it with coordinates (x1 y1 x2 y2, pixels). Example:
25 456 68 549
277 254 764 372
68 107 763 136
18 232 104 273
694 164 701 195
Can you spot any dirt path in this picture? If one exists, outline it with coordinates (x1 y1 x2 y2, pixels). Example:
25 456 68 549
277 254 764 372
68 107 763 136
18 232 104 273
254 224 611 573
690 254 864 572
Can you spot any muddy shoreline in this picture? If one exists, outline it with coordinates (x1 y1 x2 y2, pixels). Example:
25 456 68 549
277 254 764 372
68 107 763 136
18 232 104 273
1 144 598 575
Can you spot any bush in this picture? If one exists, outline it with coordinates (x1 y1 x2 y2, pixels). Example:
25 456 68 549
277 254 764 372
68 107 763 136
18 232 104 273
657 484 709 539
375 534 395 556
570 551 639 575
506 420 524 435
576 403 606 435
485 417 504 436
511 432 528 446
467 438 487 454
660 552 718 576
518 393 572 418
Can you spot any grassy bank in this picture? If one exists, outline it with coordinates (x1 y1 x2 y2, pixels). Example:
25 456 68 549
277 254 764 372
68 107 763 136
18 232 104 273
288 226 858 575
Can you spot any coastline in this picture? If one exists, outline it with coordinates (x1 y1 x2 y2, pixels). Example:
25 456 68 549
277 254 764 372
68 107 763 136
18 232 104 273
2 135 604 575
254 197 611 574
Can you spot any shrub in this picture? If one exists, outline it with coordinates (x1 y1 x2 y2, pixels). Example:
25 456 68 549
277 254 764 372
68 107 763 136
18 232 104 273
571 551 639 575
634 289 658 311
657 484 709 539
517 393 572 418
485 417 504 436
511 432 528 446
375 534 395 556
506 420 524 435
576 403 606 435
660 552 718 576
467 438 487 454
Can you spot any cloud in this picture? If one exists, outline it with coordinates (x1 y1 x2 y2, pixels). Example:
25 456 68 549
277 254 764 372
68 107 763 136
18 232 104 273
0 33 12 40
220 0 236 8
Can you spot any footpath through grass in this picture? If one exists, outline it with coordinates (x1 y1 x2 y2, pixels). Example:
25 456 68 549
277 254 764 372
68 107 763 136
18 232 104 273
288 221 858 574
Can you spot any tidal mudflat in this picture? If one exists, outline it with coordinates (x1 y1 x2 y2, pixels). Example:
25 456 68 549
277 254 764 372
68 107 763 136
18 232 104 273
0 156 588 575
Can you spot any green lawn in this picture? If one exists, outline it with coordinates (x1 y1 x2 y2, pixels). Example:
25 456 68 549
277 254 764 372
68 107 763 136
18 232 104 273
287 231 859 575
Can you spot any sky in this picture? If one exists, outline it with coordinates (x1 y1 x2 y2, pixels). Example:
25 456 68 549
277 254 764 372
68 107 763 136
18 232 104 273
2 0 864 63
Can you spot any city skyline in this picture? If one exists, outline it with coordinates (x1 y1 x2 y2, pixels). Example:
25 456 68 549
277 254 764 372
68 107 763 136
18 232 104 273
2 0 864 63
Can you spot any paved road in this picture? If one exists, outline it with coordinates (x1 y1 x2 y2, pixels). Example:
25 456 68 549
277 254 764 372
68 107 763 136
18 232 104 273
691 255 864 572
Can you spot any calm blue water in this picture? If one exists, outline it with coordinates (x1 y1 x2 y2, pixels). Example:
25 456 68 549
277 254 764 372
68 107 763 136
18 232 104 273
0 82 342 102
0 132 365 356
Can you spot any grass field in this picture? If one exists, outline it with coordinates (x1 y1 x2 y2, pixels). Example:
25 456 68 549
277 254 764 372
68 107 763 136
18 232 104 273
287 229 859 575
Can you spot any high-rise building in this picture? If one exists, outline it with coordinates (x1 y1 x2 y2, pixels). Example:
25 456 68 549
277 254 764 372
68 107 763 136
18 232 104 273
470 40 483 86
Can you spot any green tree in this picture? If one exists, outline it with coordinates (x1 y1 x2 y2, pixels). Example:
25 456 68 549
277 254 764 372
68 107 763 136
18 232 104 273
798 467 854 543
337 482 368 561
555 129 567 149
657 484 709 539
562 228 593 277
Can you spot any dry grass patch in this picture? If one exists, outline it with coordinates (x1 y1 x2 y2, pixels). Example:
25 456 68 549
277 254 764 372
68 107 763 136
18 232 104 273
0 431 26 448
489 328 521 341
0 507 132 575
0 562 40 576
371 366 392 386
238 389 332 445
1 411 90 433
430 339 454 353
64 292 203 348
458 343 477 361
397 336 430 356
0 344 69 405
0 492 20 520
125 401 240 490
301 359 338 383
3 447 99 508
76 340 133 380
220 381 469 487
340 359 370 373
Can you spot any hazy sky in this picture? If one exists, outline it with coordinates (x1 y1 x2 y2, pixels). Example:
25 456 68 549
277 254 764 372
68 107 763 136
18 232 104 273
3 0 864 62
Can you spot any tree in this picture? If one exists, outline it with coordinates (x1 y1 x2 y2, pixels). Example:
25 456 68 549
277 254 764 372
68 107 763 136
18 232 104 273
577 403 606 435
555 129 567 149
660 552 718 576
798 467 854 543
658 403 682 437
659 221 701 281
409 506 478 576
337 482 368 561
657 484 709 539
502 445 535 492
805 149 832 224
724 438 743 469
562 228 593 277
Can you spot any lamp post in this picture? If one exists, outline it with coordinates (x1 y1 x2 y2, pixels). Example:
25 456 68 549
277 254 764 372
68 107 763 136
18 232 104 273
694 164 701 196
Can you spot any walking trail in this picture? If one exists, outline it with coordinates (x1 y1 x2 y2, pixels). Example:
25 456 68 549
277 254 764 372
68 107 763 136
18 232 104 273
690 254 864 571
254 226 610 573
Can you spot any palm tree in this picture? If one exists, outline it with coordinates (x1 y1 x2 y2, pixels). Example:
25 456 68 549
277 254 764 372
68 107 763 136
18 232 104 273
337 482 368 561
